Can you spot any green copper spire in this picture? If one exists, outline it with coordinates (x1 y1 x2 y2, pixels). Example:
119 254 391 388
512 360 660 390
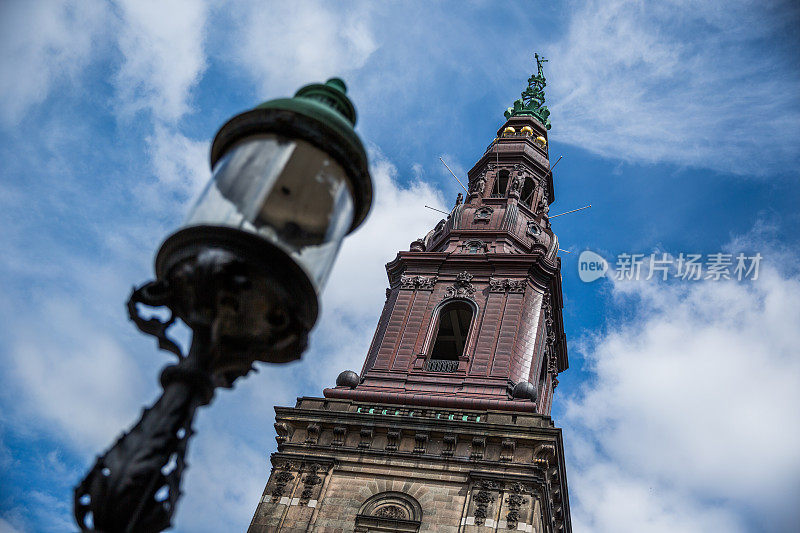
505 53 551 130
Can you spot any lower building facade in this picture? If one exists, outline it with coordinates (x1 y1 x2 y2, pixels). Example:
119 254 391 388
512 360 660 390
248 397 570 532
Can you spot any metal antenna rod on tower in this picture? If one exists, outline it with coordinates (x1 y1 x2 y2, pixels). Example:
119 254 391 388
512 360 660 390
550 204 592 219
424 205 450 216
548 154 563 175
439 157 469 194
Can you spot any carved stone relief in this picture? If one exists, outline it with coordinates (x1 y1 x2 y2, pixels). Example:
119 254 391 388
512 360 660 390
470 172 487 196
526 221 543 241
445 271 476 299
270 464 294 502
489 277 526 293
409 238 426 252
474 205 493 222
505 482 529 529
542 292 559 389
472 480 497 525
299 463 323 505
400 275 437 291
374 505 406 519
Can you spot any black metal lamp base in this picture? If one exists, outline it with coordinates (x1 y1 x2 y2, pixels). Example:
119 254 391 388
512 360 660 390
74 226 318 532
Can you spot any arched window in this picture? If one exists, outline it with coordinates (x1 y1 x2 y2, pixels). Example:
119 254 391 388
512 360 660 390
355 491 422 532
520 176 536 208
492 170 509 197
429 301 473 367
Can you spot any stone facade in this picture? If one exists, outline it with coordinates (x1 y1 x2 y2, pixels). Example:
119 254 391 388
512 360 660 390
248 398 569 532
249 113 572 532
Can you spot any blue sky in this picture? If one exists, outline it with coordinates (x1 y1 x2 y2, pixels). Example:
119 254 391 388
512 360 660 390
0 1 798 532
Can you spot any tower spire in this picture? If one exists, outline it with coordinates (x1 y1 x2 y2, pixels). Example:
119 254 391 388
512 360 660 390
505 52 552 130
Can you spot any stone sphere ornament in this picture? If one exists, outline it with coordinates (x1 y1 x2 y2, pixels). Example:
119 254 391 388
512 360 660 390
336 370 360 388
511 380 538 401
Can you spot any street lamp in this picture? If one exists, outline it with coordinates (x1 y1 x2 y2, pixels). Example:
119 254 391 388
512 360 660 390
74 78 373 533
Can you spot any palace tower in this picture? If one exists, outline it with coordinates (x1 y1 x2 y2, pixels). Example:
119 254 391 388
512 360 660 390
249 57 572 533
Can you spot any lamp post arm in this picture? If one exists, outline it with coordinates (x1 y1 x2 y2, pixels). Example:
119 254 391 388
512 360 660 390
74 327 213 532
75 244 312 532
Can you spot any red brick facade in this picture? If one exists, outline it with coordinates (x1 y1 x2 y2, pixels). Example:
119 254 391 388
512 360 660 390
326 114 567 415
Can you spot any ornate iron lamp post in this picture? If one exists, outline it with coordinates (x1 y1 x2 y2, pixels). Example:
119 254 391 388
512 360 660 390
74 78 373 532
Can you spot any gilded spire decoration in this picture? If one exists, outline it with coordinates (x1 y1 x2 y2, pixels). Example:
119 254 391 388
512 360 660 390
505 53 551 130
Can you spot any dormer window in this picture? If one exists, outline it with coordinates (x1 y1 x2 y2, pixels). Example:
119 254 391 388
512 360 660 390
491 170 509 197
463 239 486 254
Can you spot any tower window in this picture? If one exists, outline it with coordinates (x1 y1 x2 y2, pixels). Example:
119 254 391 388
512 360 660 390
521 177 536 208
492 170 509 197
430 301 473 361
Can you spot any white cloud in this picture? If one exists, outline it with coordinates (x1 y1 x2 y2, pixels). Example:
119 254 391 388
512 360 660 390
0 518 23 533
113 0 209 123
227 0 378 96
139 125 210 211
4 297 149 453
567 256 800 531
173 431 267 532
548 0 800 176
0 0 108 126
112 0 212 225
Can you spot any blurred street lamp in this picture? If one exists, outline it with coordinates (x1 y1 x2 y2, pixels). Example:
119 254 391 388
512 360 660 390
74 78 373 532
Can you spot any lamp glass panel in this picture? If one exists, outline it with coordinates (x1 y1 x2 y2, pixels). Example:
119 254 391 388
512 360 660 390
185 135 354 290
